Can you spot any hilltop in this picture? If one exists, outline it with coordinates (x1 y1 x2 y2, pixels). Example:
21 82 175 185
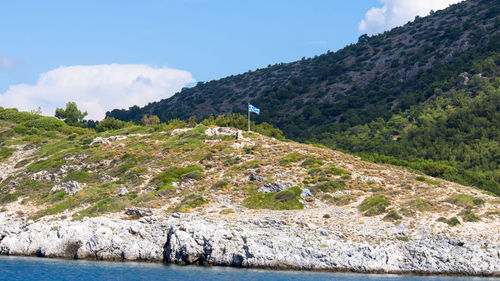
107 0 500 195
0 108 499 275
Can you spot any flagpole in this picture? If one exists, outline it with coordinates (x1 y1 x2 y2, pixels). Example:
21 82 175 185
248 103 250 132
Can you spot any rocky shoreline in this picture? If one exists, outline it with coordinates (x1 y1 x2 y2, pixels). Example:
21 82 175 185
0 212 499 277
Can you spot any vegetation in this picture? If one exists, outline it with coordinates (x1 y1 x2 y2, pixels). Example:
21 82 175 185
358 196 390 216
105 0 500 196
243 186 304 210
437 216 461 226
55 102 88 126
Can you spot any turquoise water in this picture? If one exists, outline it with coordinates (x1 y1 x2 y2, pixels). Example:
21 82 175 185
0 256 498 281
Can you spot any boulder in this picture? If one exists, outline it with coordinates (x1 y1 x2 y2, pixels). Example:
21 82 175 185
119 187 128 196
51 181 82 195
258 182 288 193
125 209 153 217
249 173 264 182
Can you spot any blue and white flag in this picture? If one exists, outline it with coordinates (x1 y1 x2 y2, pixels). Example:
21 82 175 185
249 104 260 115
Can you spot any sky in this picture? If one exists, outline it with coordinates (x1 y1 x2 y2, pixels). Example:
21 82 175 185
0 0 462 120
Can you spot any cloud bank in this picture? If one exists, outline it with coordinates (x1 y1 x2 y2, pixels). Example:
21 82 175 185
359 0 463 35
0 64 195 120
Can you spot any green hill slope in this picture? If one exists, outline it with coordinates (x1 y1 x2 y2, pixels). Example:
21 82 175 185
107 0 500 194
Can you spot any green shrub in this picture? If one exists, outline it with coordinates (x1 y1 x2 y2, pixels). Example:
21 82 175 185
358 195 390 216
322 194 356 206
0 147 16 161
301 158 323 168
460 209 480 222
383 210 402 221
64 169 90 183
95 117 127 132
415 176 426 181
408 198 431 211
153 166 204 188
313 180 345 193
0 193 18 205
445 194 484 207
171 193 207 212
243 186 303 210
212 179 230 190
279 153 306 166
0 107 40 123
24 116 66 131
437 216 461 226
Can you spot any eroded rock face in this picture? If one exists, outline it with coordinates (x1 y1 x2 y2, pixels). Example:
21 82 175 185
0 213 498 276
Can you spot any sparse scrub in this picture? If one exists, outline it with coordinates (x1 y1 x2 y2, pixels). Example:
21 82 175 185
437 217 461 226
243 186 303 210
358 195 390 216
408 198 431 212
445 194 484 207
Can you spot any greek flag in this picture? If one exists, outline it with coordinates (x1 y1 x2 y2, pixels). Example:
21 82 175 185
249 104 260 115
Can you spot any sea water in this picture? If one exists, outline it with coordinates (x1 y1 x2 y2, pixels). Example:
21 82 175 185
0 256 498 281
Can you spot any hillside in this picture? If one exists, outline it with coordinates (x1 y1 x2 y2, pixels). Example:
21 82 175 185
1 109 499 274
0 108 498 228
107 0 500 195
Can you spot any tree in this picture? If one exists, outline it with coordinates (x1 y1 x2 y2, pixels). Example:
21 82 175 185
141 115 160 126
55 102 87 125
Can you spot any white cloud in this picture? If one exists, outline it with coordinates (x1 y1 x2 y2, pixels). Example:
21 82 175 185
359 0 463 35
0 64 195 120
0 56 20 70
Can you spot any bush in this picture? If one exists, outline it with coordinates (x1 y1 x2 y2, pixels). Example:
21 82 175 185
0 193 19 205
437 216 461 226
152 166 204 188
0 147 16 161
383 210 402 221
212 179 230 190
313 180 345 193
243 186 303 210
0 107 40 123
301 158 323 168
445 194 484 207
460 209 480 222
358 195 390 216
64 169 90 183
408 198 431 211
171 193 207 212
95 117 127 132
24 117 66 131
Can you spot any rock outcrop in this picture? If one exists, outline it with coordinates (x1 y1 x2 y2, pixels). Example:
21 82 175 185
0 213 498 276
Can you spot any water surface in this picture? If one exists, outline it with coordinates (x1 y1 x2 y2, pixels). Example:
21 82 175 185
0 256 498 281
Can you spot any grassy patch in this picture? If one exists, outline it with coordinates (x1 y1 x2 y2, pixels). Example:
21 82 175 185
358 195 390 216
74 197 128 219
0 147 16 161
170 193 207 213
279 153 306 166
383 210 402 221
0 193 18 205
322 194 357 206
212 179 230 190
312 180 346 193
445 194 484 207
408 198 431 212
152 165 204 189
437 216 461 226
64 169 90 183
300 158 323 168
243 186 304 210
26 158 64 173
219 208 235 215
460 209 480 222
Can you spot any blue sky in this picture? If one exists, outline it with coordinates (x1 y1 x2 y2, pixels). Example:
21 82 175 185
0 0 461 119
